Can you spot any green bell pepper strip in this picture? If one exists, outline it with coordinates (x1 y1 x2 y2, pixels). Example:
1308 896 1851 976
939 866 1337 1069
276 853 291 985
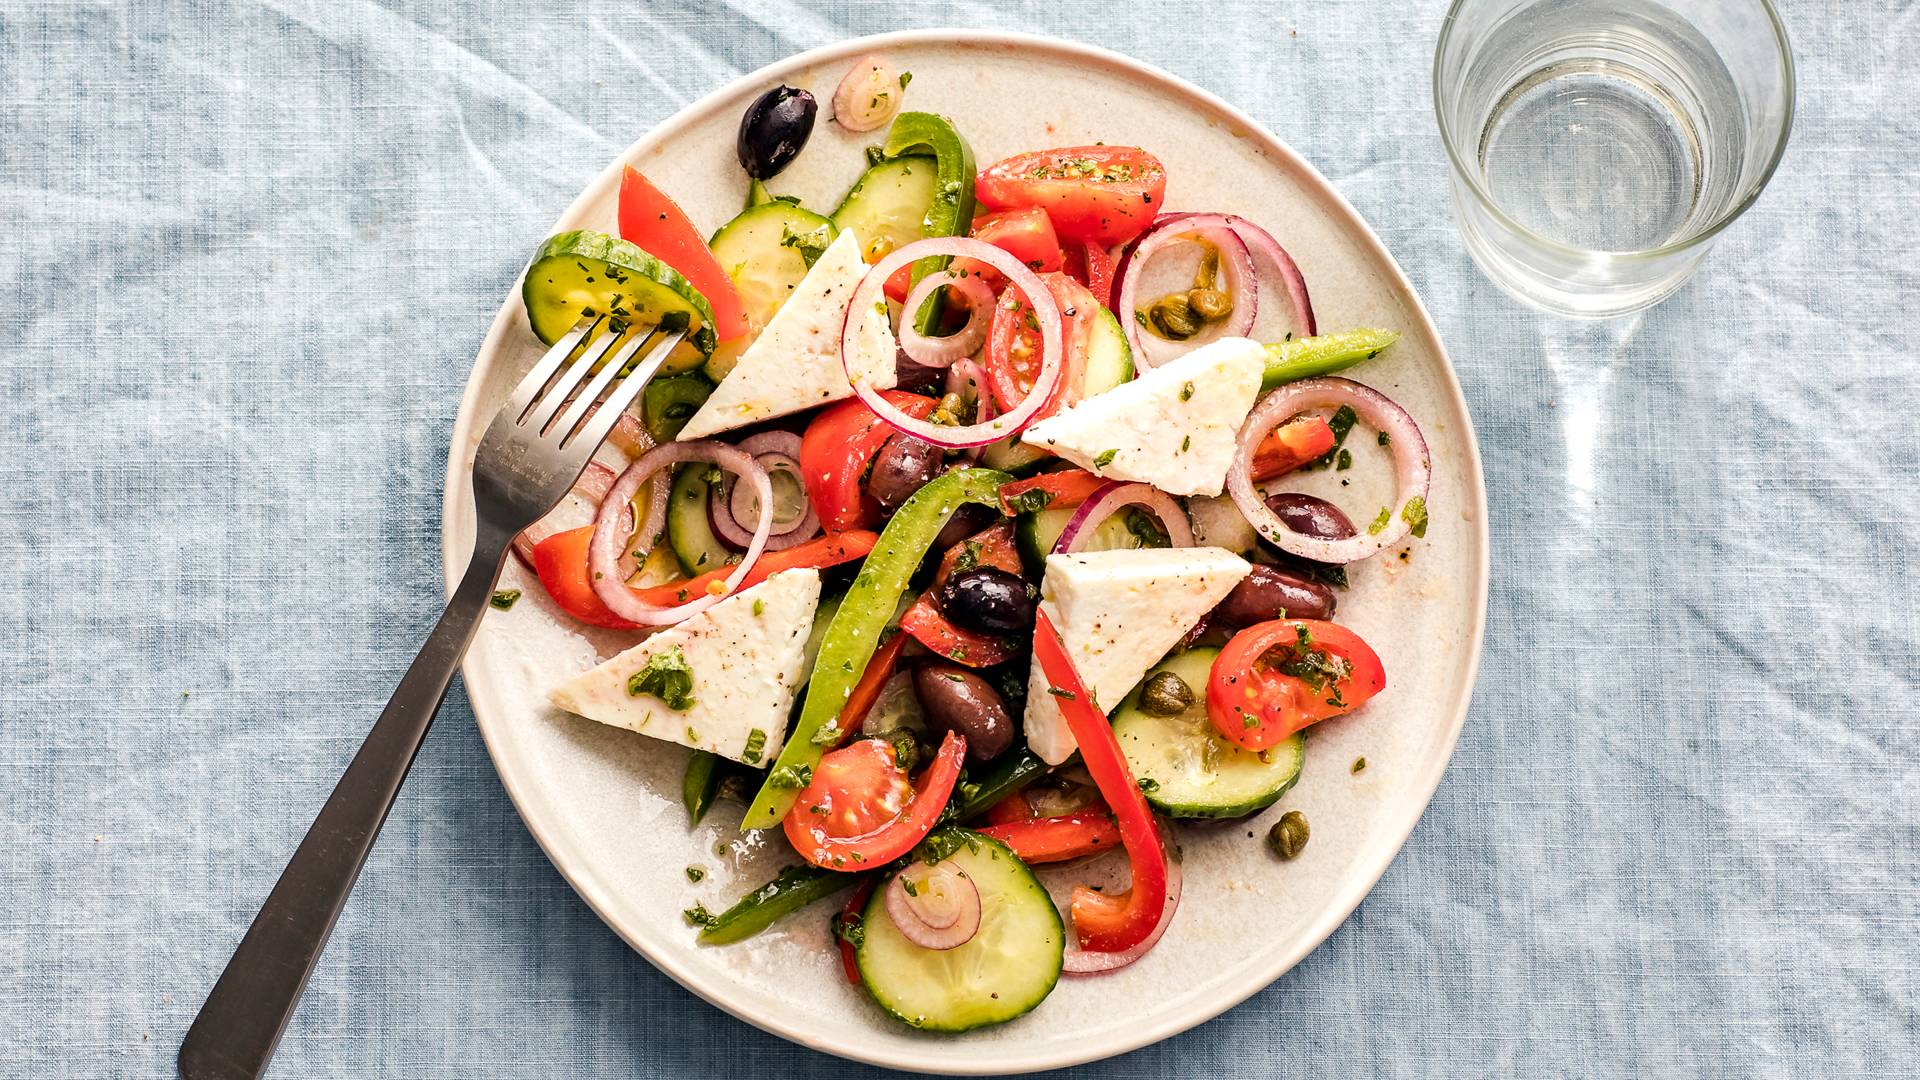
698 747 1049 944
881 112 976 335
1260 327 1402 390
741 467 1013 830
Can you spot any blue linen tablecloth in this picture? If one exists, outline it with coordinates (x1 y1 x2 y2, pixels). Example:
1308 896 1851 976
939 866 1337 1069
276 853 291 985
3 1 1915 1076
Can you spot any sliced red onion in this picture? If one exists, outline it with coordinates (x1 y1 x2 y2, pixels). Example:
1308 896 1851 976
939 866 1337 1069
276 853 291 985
896 268 994 368
946 359 996 463
1116 225 1255 368
844 237 1063 450
1229 377 1431 564
831 53 901 133
1117 213 1315 369
1052 482 1196 554
589 441 772 626
884 861 982 950
1063 823 1184 975
709 431 820 552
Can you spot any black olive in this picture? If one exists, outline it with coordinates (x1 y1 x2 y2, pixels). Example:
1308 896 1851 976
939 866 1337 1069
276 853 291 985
737 85 817 180
1211 564 1337 626
865 433 941 511
937 568 1035 636
1263 492 1357 540
912 664 1014 763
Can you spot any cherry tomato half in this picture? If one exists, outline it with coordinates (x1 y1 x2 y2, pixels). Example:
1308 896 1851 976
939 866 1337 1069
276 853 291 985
1206 619 1385 751
976 146 1168 245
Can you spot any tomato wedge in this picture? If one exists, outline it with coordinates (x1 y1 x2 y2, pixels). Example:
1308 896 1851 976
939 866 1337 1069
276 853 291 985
1033 611 1168 953
1061 241 1118 309
616 166 747 340
529 527 877 631
985 272 1095 417
783 731 967 870
979 807 1121 864
897 521 1023 667
798 392 940 532
997 469 1107 516
1250 415 1337 481
949 206 1065 293
1207 619 1386 751
976 146 1167 245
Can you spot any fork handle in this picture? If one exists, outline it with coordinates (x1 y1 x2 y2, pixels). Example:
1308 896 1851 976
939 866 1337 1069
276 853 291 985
178 539 509 1080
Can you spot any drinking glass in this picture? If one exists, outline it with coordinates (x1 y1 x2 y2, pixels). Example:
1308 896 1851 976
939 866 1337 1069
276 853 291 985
1435 0 1794 318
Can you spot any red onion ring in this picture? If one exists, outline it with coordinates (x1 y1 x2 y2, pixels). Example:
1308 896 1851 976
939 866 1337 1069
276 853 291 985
1062 822 1184 974
844 237 1063 450
1116 226 1255 368
1229 377 1431 564
883 861 982 950
896 268 994 368
589 440 773 626
1116 213 1316 369
945 359 996 464
1052 482 1196 554
708 431 820 552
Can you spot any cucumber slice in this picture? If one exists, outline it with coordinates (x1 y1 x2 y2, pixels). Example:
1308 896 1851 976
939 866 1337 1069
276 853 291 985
522 231 715 371
1081 305 1135 396
1113 648 1306 819
665 462 738 578
980 435 1052 476
831 156 940 260
706 201 838 380
1014 503 1171 571
1184 494 1259 558
855 833 1063 1032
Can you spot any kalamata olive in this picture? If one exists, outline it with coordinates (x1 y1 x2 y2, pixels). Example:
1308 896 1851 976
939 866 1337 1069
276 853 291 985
866 433 941 511
912 664 1015 763
936 568 1035 636
931 502 994 554
1212 564 1337 626
737 86 817 180
1263 492 1357 540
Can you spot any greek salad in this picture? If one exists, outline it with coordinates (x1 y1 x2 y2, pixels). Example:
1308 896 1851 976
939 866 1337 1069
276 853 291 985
507 55 1432 1033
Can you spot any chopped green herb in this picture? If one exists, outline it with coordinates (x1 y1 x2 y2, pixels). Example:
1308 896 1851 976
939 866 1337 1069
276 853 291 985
742 728 768 765
1377 431 1391 446
769 763 813 789
1180 435 1191 453
809 722 841 747
1137 777 1161 793
898 71 913 88
1336 448 1353 471
952 540 983 574
1005 488 1053 515
627 645 696 710
901 877 919 897
1351 756 1368 775
683 904 719 927
752 598 766 616
1094 449 1120 468
684 866 706 883
1124 508 1171 549
1047 687 1076 701
1401 496 1429 539
1367 507 1391 535
488 589 521 610
1180 381 1195 402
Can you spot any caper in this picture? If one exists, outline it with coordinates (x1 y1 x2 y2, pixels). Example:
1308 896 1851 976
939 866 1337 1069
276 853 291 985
1188 287 1232 320
1147 294 1200 340
1195 243 1221 289
1137 671 1194 717
1267 810 1310 860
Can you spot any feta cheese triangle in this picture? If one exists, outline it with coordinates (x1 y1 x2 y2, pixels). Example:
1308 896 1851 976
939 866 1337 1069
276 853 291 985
677 229 896 440
1020 336 1265 497
1024 548 1251 765
548 569 822 765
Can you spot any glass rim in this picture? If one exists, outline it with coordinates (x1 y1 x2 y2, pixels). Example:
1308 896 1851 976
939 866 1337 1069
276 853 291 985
1432 0 1796 262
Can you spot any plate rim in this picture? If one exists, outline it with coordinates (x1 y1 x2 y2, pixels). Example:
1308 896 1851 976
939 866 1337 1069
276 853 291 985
441 27 1490 1074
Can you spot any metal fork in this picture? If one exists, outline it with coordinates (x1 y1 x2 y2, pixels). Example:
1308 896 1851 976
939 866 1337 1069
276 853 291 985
178 314 685 1080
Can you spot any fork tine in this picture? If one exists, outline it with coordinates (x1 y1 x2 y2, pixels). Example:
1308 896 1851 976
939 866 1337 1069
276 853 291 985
500 314 599 424
525 322 629 435
548 325 656 445
562 327 687 452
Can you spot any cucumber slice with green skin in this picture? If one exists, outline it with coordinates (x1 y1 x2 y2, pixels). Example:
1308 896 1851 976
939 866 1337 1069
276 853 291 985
522 230 716 371
855 833 1063 1032
831 156 940 260
1184 494 1259 558
1014 502 1171 572
705 201 839 381
1081 304 1135 395
980 436 1053 476
1113 648 1306 819
666 462 738 578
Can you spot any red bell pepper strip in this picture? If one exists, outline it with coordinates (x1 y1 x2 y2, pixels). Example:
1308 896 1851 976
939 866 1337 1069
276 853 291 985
979 807 1121 864
1061 241 1118 310
897 521 1022 667
983 788 1035 826
784 730 967 871
616 166 748 341
1033 610 1169 953
834 878 876 984
798 392 941 533
997 469 1107 516
1249 415 1337 482
831 632 909 747
530 527 878 631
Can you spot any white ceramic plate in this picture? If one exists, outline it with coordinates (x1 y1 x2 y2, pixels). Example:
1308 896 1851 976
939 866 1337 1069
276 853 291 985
442 29 1488 1074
